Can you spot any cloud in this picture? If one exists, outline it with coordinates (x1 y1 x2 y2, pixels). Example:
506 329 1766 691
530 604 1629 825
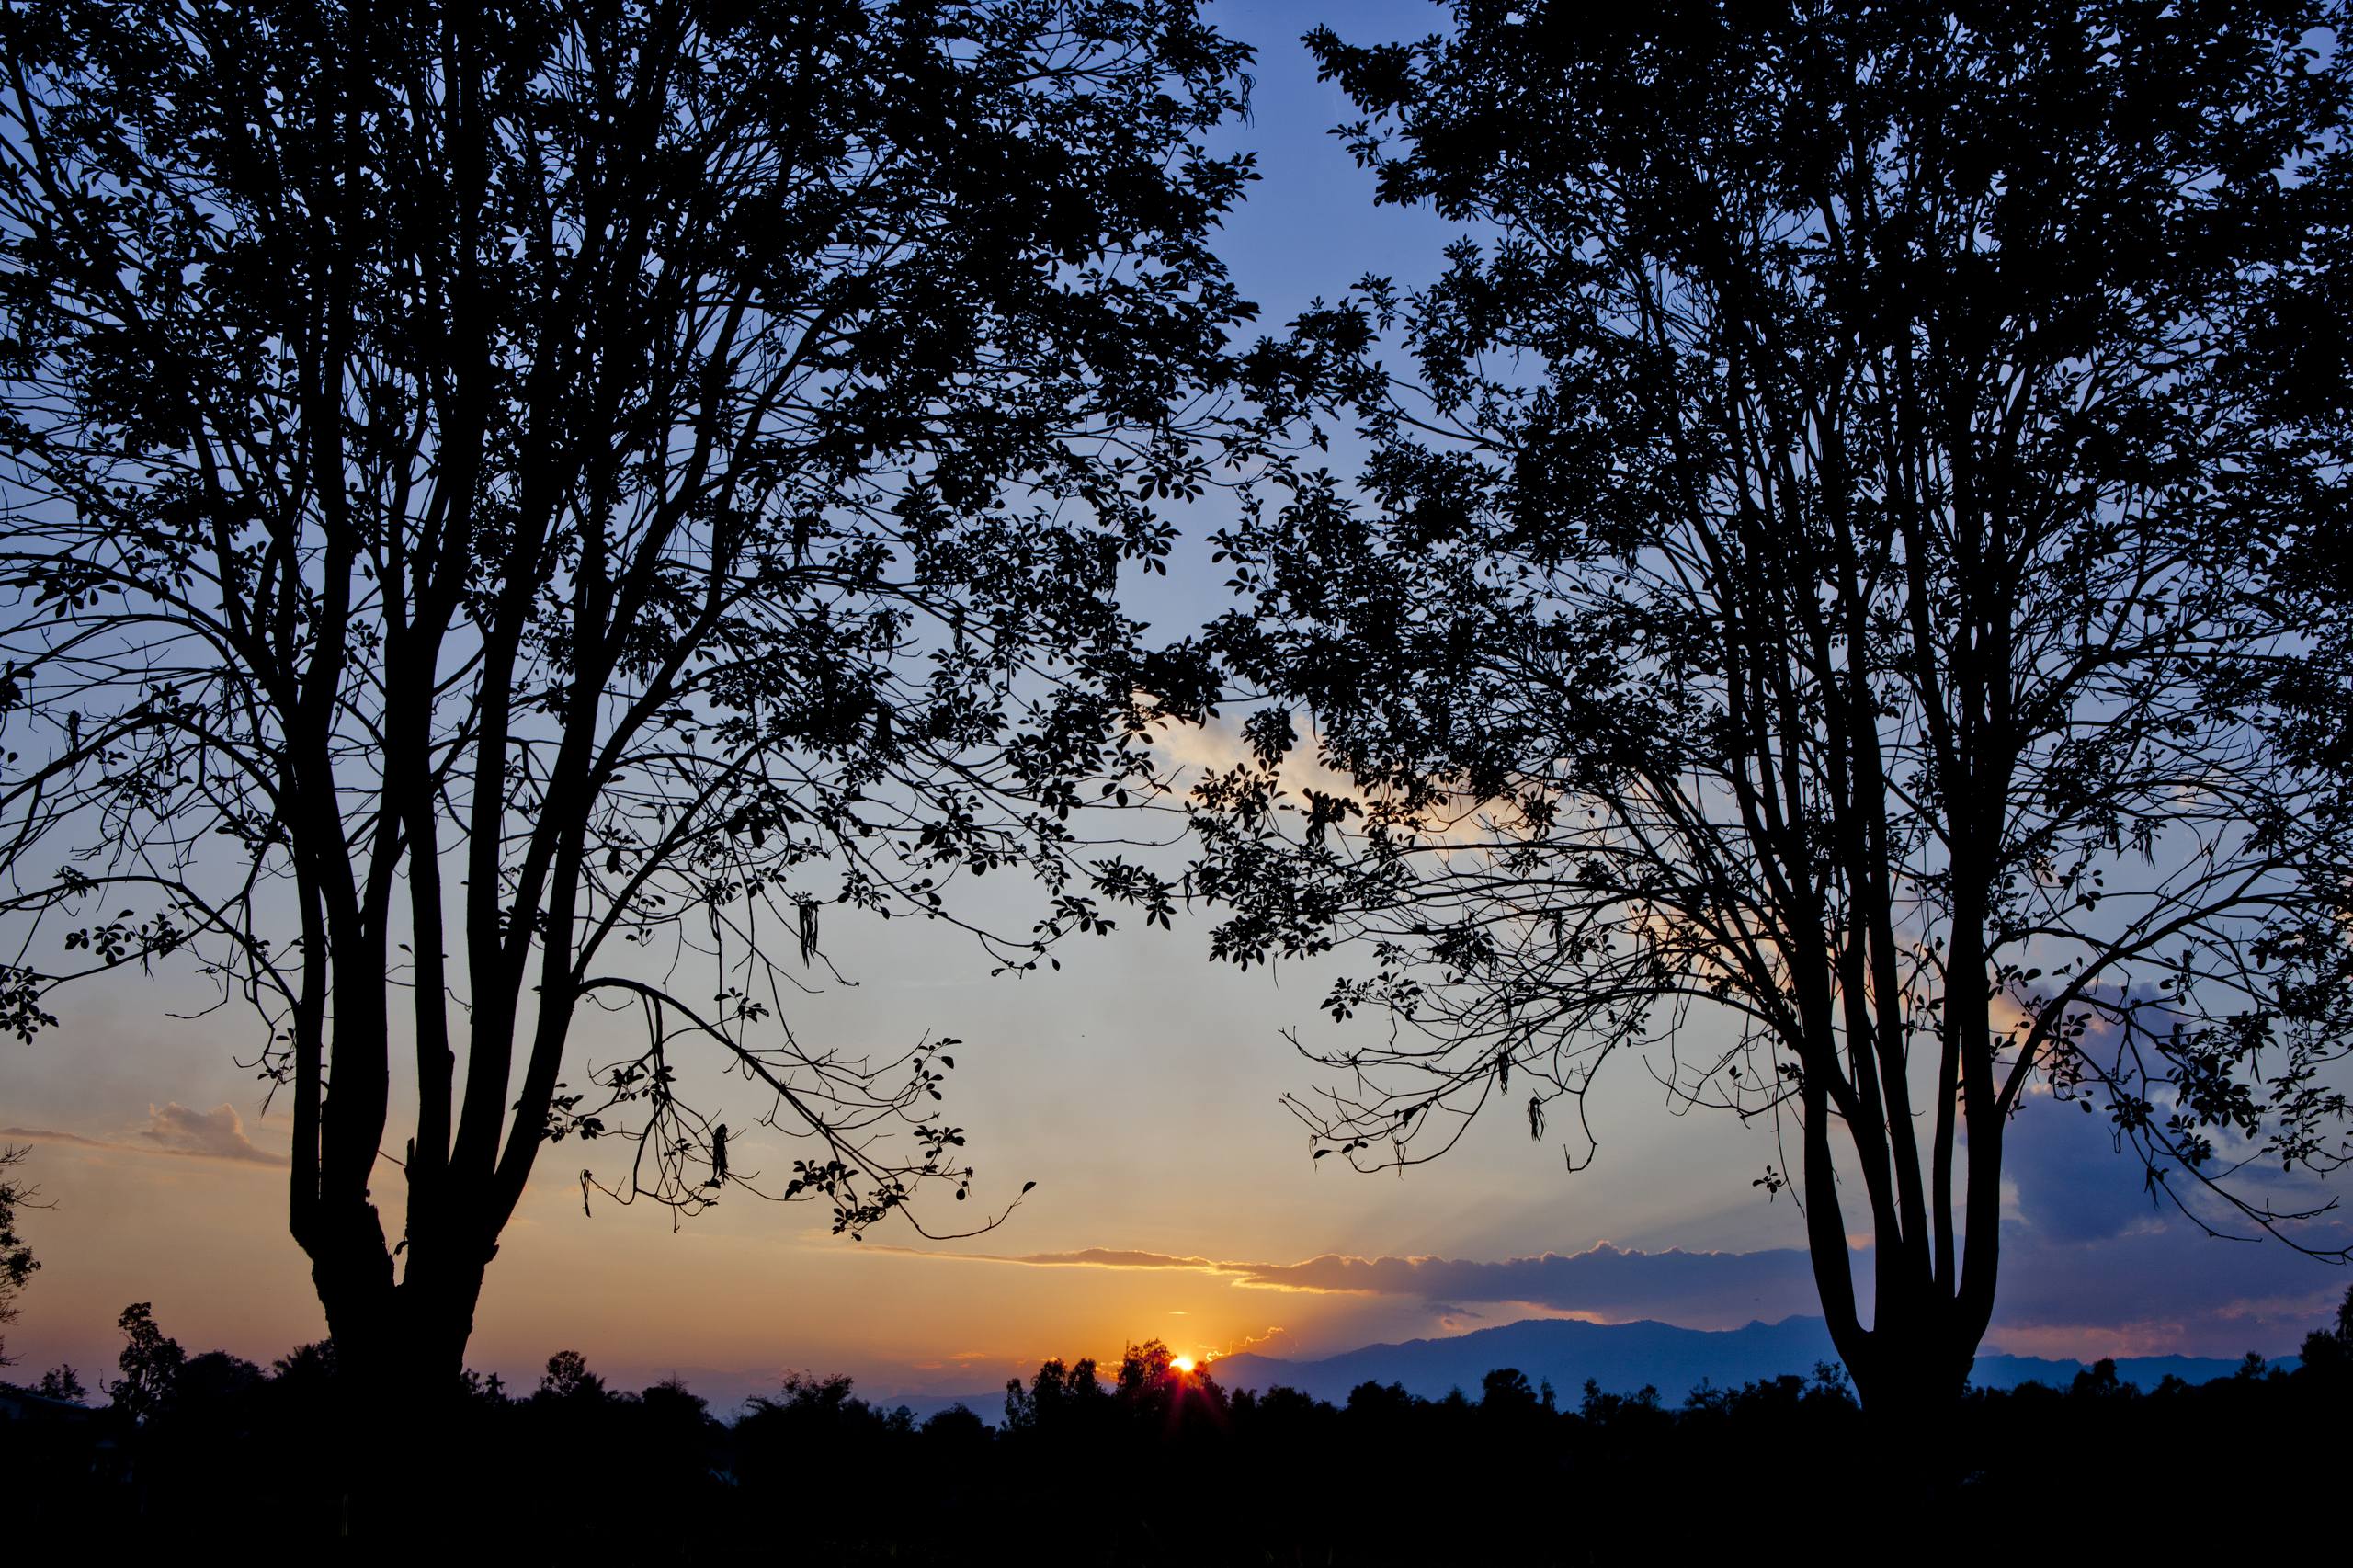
0 1103 284 1166
872 1218 2352 1359
0 1126 112 1152
1149 710 1358 798
1210 1324 1298 1360
1006 1247 1226 1271
2002 1095 2167 1243
1987 1220 2349 1357
138 1102 279 1165
1972 1087 2349 1353
1148 707 1568 850
869 1239 1827 1328
1212 1246 1826 1324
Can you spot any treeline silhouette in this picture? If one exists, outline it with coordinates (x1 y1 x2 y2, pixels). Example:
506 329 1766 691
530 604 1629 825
7 1294 2350 1562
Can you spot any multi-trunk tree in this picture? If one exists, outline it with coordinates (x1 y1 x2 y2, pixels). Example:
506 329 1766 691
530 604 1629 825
1198 0 2353 1432
0 0 1245 1450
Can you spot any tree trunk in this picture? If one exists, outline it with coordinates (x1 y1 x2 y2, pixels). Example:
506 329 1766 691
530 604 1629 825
1799 1130 1981 1494
1826 1256 1980 1509
1847 1324 1973 1427
306 1204 495 1540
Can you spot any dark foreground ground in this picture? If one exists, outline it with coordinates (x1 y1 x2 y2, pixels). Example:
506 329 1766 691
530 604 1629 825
7 1310 2349 1562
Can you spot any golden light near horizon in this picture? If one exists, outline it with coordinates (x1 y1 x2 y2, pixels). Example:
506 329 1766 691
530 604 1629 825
1172 1355 1196 1373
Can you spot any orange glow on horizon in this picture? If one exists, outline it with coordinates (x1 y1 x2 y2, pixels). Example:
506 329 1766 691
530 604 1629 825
1172 1355 1195 1373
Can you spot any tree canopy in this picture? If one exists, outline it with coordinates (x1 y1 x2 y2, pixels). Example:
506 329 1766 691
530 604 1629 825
0 0 1250 1425
1198 0 2353 1418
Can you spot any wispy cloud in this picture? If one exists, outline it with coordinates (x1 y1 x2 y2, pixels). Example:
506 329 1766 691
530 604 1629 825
0 1125 111 1152
1007 1247 1229 1272
864 1239 1825 1325
1 1102 285 1167
1211 1245 1824 1321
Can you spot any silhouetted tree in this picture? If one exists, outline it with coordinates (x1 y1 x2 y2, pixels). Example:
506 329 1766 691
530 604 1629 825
1480 1366 1540 1415
1109 1337 1226 1431
534 1348 606 1403
919 1401 989 1448
17 1298 2353 1556
1115 1337 1185 1407
1197 0 2353 1435
2299 1283 2353 1372
732 1367 921 1537
31 1363 83 1402
0 0 1250 1466
179 1349 265 1403
270 1339 339 1390
0 1146 33 1369
1004 1352 1107 1429
104 1302 185 1424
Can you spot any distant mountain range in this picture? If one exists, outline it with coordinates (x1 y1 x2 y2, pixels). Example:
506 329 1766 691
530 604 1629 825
859 1314 2295 1426
1199 1315 2291 1406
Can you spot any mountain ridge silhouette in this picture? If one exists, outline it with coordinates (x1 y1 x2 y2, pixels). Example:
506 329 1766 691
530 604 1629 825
1199 1314 2290 1404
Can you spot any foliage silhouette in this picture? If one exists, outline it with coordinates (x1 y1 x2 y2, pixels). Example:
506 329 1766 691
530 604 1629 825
29 1362 81 1402
535 1347 605 1403
0 0 1251 1488
0 1146 33 1369
102 1301 185 1426
8 1299 2351 1561
1195 0 2353 1431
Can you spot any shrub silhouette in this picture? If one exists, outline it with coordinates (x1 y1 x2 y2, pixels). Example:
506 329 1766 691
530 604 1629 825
6 1292 2349 1560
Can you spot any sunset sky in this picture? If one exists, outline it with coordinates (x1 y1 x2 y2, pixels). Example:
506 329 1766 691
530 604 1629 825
4 0 2345 1412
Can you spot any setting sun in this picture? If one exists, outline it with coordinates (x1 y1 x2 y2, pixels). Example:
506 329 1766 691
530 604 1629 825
1172 1356 1195 1374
